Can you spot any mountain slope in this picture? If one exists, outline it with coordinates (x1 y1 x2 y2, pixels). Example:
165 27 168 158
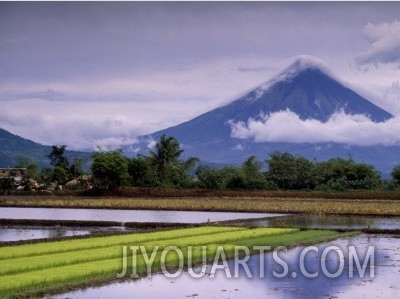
139 58 391 144
0 128 90 169
130 58 398 175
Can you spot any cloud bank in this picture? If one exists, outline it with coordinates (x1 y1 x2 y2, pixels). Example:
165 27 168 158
0 99 149 150
229 110 400 146
356 20 400 68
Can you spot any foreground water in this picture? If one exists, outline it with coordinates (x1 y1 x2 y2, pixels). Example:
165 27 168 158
0 207 280 223
50 234 400 299
0 208 284 241
0 226 94 241
248 214 400 230
1 208 400 242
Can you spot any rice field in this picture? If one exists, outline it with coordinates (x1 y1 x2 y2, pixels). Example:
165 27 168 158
0 226 352 298
1 195 400 215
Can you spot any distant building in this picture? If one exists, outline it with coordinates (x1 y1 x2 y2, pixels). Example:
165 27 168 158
0 168 27 178
0 168 28 194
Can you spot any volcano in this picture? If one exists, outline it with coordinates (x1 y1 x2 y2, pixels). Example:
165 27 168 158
129 57 397 175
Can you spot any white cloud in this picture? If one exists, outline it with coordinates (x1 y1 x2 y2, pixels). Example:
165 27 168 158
0 99 152 150
229 110 400 146
356 20 400 68
146 139 157 150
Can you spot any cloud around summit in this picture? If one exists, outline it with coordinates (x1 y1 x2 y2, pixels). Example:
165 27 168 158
229 110 400 146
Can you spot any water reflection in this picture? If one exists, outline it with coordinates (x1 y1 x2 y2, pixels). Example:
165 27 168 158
50 234 400 299
0 226 92 242
0 207 281 223
246 214 400 230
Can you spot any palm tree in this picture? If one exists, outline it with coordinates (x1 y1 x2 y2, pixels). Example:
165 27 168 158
47 145 69 169
148 134 184 182
181 156 200 176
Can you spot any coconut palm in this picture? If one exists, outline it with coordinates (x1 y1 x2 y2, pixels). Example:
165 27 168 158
47 145 69 169
148 134 184 182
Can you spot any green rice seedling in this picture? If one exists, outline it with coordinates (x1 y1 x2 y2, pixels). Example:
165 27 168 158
0 226 350 298
0 226 245 260
0 228 296 276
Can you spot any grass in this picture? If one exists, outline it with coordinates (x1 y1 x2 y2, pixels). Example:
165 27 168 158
0 226 355 298
1 195 400 216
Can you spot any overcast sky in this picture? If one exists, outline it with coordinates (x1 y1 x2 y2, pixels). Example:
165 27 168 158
1 1 400 150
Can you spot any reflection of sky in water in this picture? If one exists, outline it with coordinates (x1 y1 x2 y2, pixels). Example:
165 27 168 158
0 207 282 223
50 234 400 299
249 214 400 230
0 227 91 241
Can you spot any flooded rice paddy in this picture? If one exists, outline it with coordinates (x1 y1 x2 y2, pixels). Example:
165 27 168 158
1 207 400 242
0 207 284 242
0 207 281 223
0 226 94 242
49 234 400 299
246 214 400 230
1 207 399 298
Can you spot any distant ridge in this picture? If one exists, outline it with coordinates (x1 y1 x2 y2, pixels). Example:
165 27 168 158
0 128 90 169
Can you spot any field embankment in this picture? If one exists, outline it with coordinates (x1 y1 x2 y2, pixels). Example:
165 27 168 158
1 193 400 216
7 188 400 200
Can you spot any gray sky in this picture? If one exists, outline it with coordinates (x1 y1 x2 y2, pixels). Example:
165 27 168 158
1 1 400 149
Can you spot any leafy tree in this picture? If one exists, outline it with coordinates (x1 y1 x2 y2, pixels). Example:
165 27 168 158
241 155 268 189
391 165 400 184
53 166 70 186
220 166 246 189
40 167 54 187
195 165 225 189
175 156 200 188
196 156 276 190
128 154 159 187
15 156 39 180
242 156 263 177
0 176 14 195
266 151 315 190
315 158 381 190
69 157 84 179
91 149 129 190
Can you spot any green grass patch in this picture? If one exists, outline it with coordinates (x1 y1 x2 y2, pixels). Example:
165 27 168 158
0 226 355 298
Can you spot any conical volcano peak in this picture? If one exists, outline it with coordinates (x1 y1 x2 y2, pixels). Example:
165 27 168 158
277 55 333 82
240 55 335 104
233 54 392 122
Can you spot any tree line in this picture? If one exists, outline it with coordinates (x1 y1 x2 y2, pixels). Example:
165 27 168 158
3 134 400 193
89 134 400 191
